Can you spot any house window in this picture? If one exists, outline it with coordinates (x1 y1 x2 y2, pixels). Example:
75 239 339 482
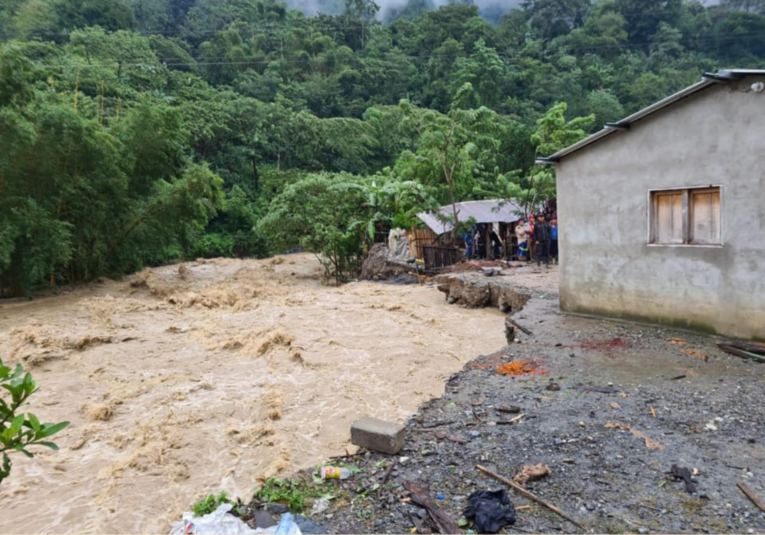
650 187 721 245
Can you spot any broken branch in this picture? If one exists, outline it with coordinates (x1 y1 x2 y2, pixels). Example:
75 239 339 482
403 480 462 534
476 465 583 529
506 318 532 336
738 483 765 512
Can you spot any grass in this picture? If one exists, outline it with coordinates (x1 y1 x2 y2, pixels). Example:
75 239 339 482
254 477 334 513
192 491 231 517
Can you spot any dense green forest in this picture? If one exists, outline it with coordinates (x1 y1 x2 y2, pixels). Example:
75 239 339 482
1 0 763 292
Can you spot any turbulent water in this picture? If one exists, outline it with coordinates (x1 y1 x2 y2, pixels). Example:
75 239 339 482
0 254 505 534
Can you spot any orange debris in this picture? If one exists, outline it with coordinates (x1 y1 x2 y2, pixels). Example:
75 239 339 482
495 360 549 376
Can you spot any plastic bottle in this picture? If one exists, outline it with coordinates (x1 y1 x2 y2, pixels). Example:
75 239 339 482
319 466 352 479
275 513 297 535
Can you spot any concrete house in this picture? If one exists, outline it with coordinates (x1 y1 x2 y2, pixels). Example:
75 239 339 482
538 69 765 339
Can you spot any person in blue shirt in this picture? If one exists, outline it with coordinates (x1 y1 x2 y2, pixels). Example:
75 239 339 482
462 230 474 260
550 217 559 264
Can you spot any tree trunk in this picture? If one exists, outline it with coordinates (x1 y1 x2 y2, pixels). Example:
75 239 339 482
448 175 459 244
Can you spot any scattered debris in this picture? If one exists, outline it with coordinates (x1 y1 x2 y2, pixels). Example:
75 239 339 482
578 385 617 394
650 406 657 418
610 402 621 410
476 465 583 529
378 462 396 496
680 349 709 362
670 465 697 493
605 421 665 450
505 318 532 336
422 419 456 429
403 480 461 534
170 504 285 535
496 405 522 414
496 414 524 425
738 483 765 512
513 463 551 484
463 490 516 534
670 374 687 381
495 361 548 376
667 338 687 346
545 382 561 391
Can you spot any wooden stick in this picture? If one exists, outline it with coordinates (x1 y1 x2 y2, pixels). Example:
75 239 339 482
404 480 461 534
506 317 533 336
476 465 583 529
738 483 765 511
378 462 396 497
496 414 525 425
719 345 765 363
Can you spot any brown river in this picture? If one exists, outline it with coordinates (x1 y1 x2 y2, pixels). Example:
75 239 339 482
0 254 505 533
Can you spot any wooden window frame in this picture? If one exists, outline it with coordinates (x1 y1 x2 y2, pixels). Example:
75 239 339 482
648 185 723 247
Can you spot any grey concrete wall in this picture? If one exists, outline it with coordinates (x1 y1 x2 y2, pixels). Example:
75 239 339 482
556 76 765 339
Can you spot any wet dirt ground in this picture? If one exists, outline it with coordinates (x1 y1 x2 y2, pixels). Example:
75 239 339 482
283 267 765 534
0 254 507 534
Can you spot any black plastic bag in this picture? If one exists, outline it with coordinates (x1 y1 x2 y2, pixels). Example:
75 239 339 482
463 489 516 534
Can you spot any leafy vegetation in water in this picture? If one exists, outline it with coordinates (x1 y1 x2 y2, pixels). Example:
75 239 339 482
191 490 231 517
0 358 69 484
0 0 763 293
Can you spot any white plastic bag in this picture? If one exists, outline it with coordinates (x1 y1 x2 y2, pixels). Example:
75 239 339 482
169 504 302 535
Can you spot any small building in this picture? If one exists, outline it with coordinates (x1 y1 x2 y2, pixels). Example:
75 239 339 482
538 69 765 339
416 199 525 266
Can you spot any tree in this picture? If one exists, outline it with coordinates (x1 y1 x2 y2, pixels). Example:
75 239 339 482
500 102 594 215
1 358 70 485
257 173 368 284
400 84 503 241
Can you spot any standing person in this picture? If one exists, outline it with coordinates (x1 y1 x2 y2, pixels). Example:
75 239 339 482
525 215 535 263
477 225 487 259
533 213 552 267
550 217 559 264
490 228 501 260
515 221 528 261
462 230 473 260
473 227 482 260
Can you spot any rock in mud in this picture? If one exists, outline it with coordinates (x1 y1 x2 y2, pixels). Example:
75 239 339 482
351 417 406 455
253 510 276 528
360 244 412 281
435 273 532 310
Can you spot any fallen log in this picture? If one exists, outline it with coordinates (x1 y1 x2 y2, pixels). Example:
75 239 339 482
476 465 583 529
506 317 533 336
738 483 765 512
403 480 461 534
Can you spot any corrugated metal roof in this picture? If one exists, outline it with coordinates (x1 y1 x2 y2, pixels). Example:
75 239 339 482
417 199 525 235
537 69 765 164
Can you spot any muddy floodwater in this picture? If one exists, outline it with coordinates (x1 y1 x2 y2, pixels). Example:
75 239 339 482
0 254 505 534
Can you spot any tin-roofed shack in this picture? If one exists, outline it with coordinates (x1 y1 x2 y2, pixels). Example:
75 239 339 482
415 200 527 270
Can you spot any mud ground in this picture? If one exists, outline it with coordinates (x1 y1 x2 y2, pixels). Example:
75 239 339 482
278 267 765 535
0 254 508 534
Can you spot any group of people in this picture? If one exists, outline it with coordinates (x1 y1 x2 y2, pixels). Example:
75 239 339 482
515 213 558 267
465 226 502 260
460 213 559 266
